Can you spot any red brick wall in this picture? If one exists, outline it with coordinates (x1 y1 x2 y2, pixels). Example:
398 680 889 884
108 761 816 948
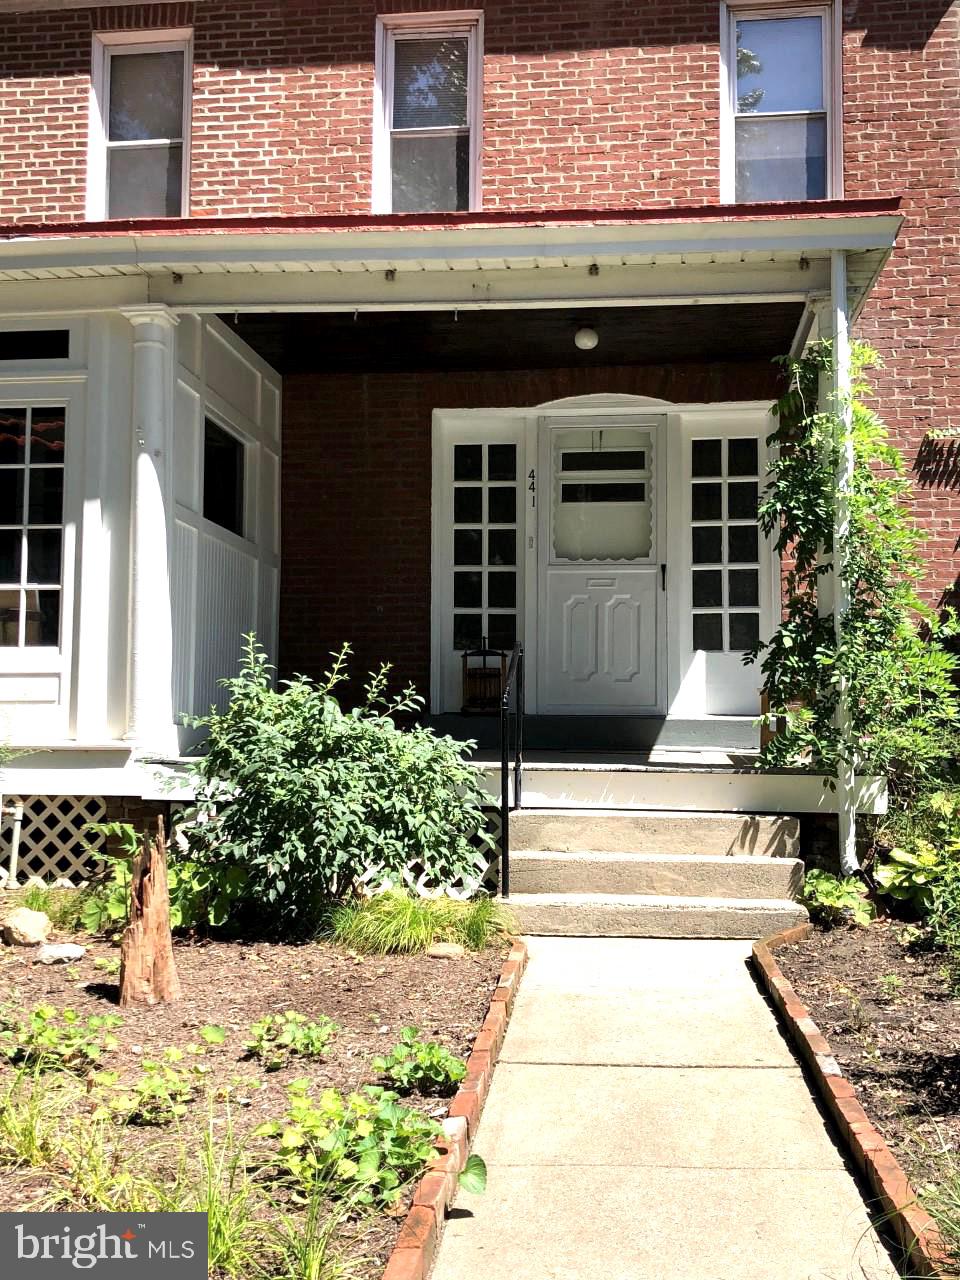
280 360 781 696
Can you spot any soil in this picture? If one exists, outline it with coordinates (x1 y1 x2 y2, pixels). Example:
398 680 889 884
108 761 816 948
0 934 508 1275
776 920 960 1196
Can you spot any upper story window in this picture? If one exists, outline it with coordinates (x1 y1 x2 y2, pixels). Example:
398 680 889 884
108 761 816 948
374 13 482 214
722 5 838 203
87 30 192 220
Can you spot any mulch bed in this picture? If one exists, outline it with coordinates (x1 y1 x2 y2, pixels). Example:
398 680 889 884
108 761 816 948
776 919 960 1194
0 934 508 1274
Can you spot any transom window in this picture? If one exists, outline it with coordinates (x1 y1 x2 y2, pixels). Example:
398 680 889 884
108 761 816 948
452 441 518 652
89 31 192 220
0 406 66 648
375 14 481 214
690 436 762 653
723 5 836 203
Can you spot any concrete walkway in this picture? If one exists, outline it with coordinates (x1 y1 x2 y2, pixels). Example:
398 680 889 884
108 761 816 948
432 938 899 1280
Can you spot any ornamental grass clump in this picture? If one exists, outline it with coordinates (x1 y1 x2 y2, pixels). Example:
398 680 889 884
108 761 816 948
327 888 514 955
178 637 494 932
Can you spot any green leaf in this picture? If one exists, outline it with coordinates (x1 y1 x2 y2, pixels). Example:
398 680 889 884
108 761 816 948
458 1154 487 1195
199 1025 226 1045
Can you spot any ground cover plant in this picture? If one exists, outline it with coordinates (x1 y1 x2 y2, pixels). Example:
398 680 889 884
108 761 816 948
372 1027 466 1096
0 934 506 1279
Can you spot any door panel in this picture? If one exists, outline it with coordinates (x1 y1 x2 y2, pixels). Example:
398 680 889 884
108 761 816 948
538 419 664 713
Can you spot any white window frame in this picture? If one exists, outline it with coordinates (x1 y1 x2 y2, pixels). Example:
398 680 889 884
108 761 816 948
86 28 193 221
719 1 842 204
373 11 483 215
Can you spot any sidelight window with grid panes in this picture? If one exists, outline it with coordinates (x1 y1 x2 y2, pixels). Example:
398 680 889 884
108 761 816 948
452 441 518 653
690 436 762 652
0 406 66 648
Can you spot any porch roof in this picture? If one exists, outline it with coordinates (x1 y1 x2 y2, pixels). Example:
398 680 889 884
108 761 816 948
0 197 902 318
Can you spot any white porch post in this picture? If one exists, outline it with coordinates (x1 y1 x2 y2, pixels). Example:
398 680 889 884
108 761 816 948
122 307 180 757
830 251 858 875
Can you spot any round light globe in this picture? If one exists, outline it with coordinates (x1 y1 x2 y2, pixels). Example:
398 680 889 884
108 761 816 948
574 326 599 351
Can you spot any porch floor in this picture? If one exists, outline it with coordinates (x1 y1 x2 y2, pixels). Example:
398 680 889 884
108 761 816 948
427 714 760 754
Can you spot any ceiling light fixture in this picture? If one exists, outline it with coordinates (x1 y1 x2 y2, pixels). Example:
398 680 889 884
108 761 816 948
574 326 599 351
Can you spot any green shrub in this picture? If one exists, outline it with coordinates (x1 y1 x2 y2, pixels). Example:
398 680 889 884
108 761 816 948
245 1012 338 1072
254 1080 442 1206
802 869 875 928
873 844 944 914
177 638 494 931
0 1004 121 1072
327 889 514 955
372 1027 466 1096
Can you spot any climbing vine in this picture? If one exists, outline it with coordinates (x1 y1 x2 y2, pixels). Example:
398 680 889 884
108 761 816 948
750 340 958 791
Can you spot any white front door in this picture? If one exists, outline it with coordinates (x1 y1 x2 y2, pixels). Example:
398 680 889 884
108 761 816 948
537 417 665 714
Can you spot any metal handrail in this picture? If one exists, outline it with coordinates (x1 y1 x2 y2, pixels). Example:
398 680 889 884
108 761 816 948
499 643 524 900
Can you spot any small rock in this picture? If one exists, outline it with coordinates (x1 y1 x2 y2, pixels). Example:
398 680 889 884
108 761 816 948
1 907 52 946
426 941 466 959
35 942 87 964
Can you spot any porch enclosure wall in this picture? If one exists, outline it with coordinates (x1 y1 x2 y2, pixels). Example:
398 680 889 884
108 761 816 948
280 360 783 706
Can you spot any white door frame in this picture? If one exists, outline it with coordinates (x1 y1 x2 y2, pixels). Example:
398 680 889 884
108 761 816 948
431 397 777 719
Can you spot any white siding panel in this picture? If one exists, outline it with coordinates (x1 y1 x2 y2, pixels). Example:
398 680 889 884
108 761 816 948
194 534 257 713
172 520 198 718
258 565 279 662
174 380 202 511
204 326 260 422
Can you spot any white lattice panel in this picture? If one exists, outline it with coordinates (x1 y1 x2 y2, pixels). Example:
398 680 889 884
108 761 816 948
1 795 106 887
355 804 502 900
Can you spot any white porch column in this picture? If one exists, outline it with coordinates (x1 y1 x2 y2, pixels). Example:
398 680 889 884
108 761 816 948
830 251 858 875
122 307 180 757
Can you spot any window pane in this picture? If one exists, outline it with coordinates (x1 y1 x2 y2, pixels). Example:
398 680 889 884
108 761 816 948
692 483 722 521
728 526 759 564
203 419 244 536
488 444 517 481
454 487 482 523
735 16 823 115
453 612 482 651
692 439 722 478
488 529 516 566
454 528 482 565
693 613 724 652
735 116 827 202
109 51 185 141
561 450 645 471
488 486 517 523
692 570 723 608
27 529 61 583
488 612 517 651
391 131 469 213
0 530 20 581
729 612 760 651
454 571 482 608
728 568 760 607
0 409 26 465
692 526 723 564
25 589 59 646
454 444 482 481
728 481 759 520
0 469 23 520
27 469 63 524
0 592 19 646
392 38 468 129
728 438 759 476
561 482 645 504
31 408 66 461
488 572 516 609
108 144 183 218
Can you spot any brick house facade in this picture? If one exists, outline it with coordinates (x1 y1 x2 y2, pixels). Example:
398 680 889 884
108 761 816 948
0 0 951 876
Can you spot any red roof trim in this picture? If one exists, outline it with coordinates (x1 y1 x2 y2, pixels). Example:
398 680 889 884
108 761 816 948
0 197 902 241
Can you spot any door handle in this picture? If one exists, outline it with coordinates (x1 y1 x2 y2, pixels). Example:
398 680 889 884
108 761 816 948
660 563 667 591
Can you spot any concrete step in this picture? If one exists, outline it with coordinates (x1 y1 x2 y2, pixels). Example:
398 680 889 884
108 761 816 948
507 892 808 939
509 851 804 899
510 809 800 857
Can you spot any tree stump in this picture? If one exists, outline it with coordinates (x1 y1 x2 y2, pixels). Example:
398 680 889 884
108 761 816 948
119 816 182 1007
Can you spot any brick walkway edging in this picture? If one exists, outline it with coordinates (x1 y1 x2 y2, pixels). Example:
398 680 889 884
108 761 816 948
753 923 954 1279
382 938 529 1280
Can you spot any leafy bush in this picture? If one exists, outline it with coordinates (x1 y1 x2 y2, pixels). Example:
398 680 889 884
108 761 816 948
372 1027 466 1095
0 1004 121 1072
874 844 944 914
752 342 959 788
328 889 514 955
802 869 875 928
177 638 494 931
255 1079 442 1206
245 1012 338 1072
929 860 960 993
